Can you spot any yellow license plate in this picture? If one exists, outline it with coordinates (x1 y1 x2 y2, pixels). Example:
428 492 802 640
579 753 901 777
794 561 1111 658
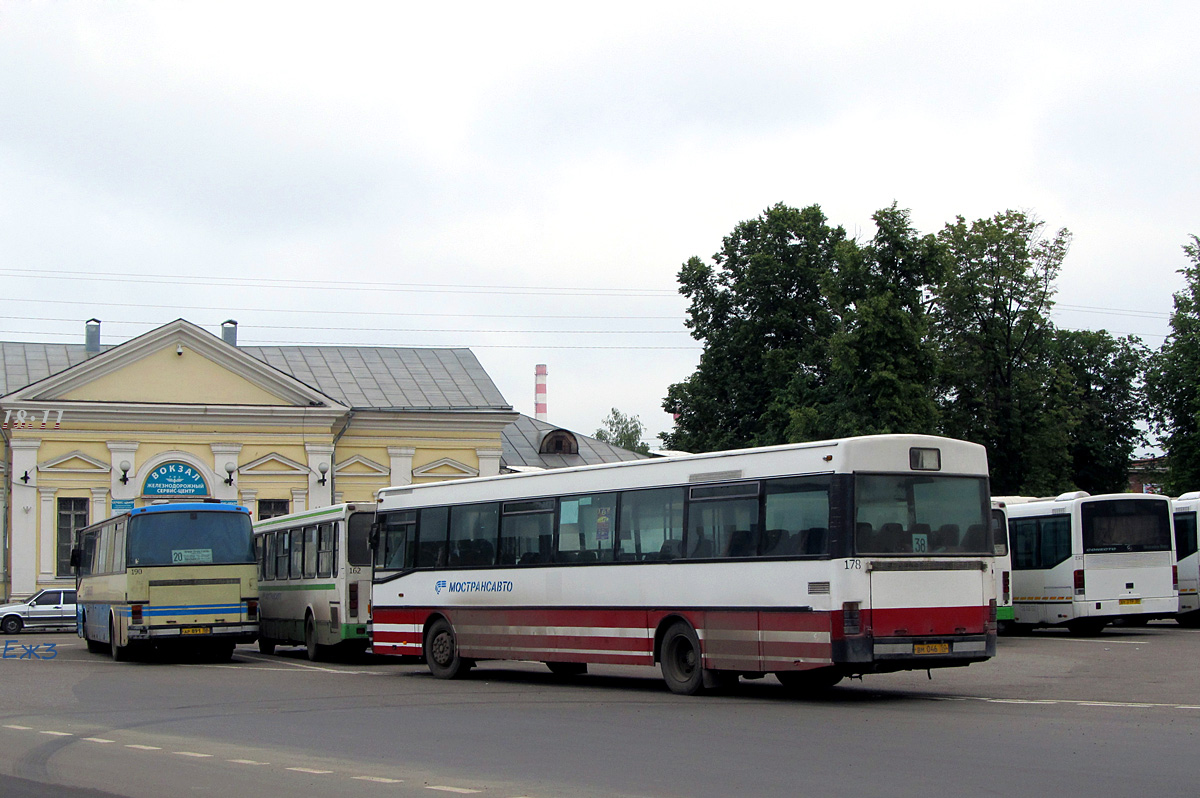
914 643 950 655
1119 598 1141 605
180 627 211 635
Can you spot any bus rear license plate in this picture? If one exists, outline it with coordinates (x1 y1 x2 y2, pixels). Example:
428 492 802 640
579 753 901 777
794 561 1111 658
181 627 211 635
1119 598 1141 605
914 643 949 655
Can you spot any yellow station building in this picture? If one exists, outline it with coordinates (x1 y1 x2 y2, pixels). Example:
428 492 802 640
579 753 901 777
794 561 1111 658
0 319 642 600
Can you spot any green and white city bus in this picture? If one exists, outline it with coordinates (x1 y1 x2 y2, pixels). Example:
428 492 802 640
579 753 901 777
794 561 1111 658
253 503 375 660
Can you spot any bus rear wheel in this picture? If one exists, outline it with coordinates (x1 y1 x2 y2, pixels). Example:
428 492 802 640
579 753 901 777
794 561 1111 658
110 617 132 662
305 615 326 662
660 622 705 695
425 618 471 679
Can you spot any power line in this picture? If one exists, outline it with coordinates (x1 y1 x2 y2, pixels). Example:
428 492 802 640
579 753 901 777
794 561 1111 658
0 268 680 298
0 315 689 335
0 297 683 321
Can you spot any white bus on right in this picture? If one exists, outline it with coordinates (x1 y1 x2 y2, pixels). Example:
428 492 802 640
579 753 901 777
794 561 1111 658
1172 492 1200 627
1005 491 1178 635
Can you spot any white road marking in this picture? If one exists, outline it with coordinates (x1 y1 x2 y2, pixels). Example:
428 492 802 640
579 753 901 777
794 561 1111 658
235 651 383 675
986 699 1059 704
427 787 482 794
3 725 32 730
173 751 214 758
1042 638 1149 645
126 744 161 750
83 737 115 743
353 776 404 783
40 731 73 736
227 759 270 765
287 767 334 774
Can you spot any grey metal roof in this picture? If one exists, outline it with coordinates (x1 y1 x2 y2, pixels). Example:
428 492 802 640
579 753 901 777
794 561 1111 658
501 414 649 470
0 342 104 396
239 346 511 411
0 341 510 412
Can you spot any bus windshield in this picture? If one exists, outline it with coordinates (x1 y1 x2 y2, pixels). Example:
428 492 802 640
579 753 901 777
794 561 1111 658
854 475 990 555
128 510 255 567
1082 500 1171 554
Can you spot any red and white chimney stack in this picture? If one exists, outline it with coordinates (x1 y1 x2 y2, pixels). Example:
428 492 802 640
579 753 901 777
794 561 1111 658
535 364 548 422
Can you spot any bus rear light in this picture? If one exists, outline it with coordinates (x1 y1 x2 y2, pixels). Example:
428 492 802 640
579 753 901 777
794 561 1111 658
349 582 359 619
1002 571 1011 603
245 599 258 621
130 603 144 624
843 601 862 636
1173 566 1179 591
1074 569 1086 596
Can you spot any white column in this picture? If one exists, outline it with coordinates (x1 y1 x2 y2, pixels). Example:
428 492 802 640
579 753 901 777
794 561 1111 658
39 487 56 582
9 439 41 597
476 448 503 478
387 446 416 487
90 488 109 524
291 488 308 514
210 443 243 502
305 443 334 508
239 489 258 517
107 441 141 505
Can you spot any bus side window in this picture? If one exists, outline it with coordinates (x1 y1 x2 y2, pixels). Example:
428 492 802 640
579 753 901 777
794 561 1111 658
264 532 276 580
618 488 684 561
112 522 126 572
416 507 449 568
276 530 292 579
317 523 334 578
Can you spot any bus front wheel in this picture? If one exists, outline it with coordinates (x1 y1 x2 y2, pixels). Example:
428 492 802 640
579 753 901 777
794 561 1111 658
425 618 470 679
660 622 705 695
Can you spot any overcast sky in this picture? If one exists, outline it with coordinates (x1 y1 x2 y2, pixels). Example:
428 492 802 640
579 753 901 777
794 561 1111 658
1 2 1196 446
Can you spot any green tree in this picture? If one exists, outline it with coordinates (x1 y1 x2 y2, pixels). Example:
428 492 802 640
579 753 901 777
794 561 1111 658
931 211 1072 495
594 408 651 455
662 203 846 451
1051 328 1148 494
787 204 945 440
1147 235 1200 493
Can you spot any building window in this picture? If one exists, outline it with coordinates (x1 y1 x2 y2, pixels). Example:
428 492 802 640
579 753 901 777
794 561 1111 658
539 430 578 455
57 498 89 577
259 499 290 520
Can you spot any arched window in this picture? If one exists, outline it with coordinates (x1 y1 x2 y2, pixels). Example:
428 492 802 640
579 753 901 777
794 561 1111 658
539 430 579 455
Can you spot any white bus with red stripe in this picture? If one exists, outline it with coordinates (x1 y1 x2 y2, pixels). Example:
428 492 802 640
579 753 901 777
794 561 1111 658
370 434 997 695
1006 492 1178 635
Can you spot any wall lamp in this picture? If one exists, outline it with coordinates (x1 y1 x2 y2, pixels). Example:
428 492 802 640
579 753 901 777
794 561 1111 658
224 462 236 486
318 462 329 486
119 460 131 485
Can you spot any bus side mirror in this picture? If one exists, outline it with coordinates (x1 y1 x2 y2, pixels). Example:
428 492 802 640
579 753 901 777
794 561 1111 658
69 549 82 568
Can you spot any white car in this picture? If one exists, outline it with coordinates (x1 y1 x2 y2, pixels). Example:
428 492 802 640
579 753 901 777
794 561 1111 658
0 588 78 634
